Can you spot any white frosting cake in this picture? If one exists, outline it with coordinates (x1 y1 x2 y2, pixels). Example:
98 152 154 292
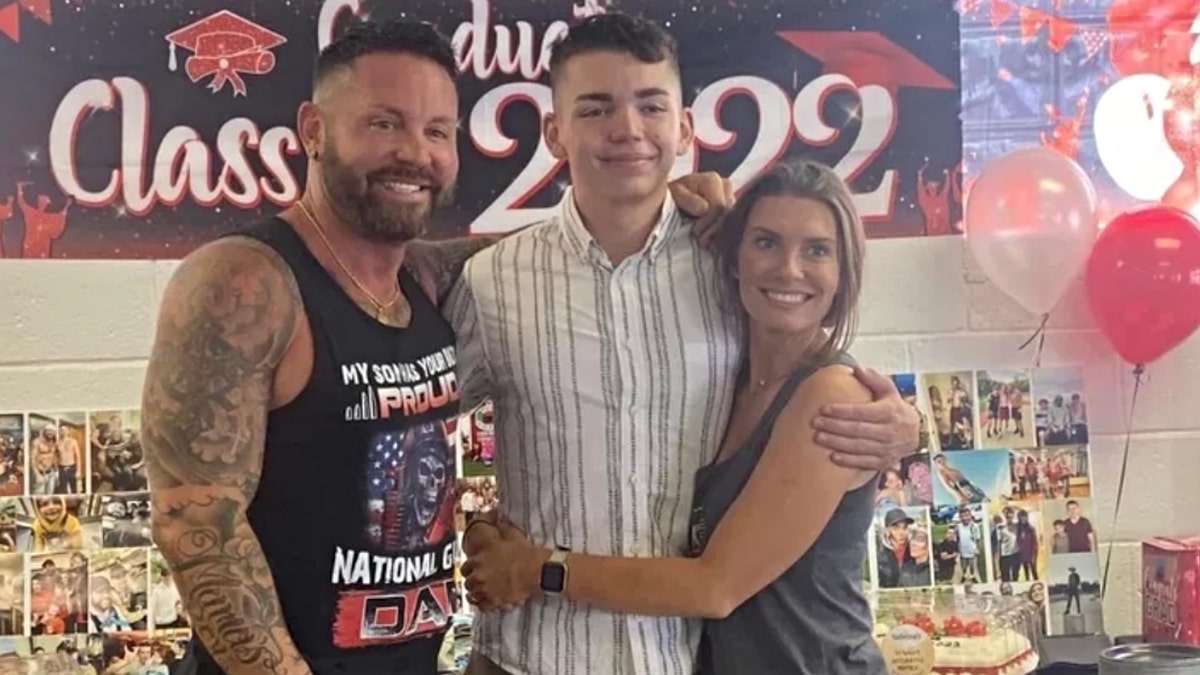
932 628 1039 675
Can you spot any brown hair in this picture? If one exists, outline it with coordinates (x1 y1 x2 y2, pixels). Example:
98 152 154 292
711 157 866 360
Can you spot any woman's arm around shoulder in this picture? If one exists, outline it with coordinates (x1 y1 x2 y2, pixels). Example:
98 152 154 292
690 363 878 615
515 363 879 619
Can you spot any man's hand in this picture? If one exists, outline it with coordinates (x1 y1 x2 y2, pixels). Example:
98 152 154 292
813 366 920 470
668 172 735 246
462 520 545 613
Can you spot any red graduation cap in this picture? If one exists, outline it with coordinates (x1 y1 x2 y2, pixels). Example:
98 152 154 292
776 31 955 96
0 4 19 42
164 10 287 97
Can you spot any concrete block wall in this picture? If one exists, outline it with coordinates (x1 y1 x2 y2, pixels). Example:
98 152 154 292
1 234 1193 636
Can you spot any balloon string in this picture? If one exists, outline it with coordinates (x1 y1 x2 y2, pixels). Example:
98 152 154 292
1018 313 1050 366
1101 364 1146 603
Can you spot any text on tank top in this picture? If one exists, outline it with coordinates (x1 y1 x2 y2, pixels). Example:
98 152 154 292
195 219 461 666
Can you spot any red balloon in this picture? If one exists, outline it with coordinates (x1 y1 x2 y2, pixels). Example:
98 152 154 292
1085 206 1200 365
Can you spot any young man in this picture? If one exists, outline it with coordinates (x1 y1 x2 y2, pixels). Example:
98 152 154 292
143 19 733 675
451 13 920 675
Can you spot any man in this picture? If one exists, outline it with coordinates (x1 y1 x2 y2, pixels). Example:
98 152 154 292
877 509 913 589
451 12 920 675
1065 566 1082 615
1063 499 1096 552
143 19 732 675
956 507 981 583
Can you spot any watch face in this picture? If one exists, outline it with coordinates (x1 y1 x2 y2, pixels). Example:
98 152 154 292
540 563 566 593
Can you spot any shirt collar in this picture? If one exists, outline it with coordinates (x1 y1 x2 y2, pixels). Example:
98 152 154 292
558 186 684 264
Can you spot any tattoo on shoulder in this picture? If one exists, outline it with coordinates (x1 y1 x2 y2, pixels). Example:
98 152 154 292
405 236 500 306
142 237 301 493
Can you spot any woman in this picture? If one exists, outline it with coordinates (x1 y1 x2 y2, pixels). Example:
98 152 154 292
1015 509 1039 581
464 159 885 673
875 469 910 509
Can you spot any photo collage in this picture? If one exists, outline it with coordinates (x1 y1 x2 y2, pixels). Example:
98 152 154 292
865 367 1101 636
452 401 499 613
0 409 191 671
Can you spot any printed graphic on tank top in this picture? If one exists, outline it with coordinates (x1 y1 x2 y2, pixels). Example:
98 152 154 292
227 218 462 659
327 326 460 650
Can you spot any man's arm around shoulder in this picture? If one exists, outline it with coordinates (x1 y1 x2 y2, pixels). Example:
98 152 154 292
142 237 312 675
405 235 502 307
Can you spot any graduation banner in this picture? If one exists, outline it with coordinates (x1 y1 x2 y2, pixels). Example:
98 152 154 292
0 0 962 259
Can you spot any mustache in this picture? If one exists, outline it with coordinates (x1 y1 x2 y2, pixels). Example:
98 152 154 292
367 165 439 186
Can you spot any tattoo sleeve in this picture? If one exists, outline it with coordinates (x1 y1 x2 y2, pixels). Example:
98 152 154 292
405 235 502 307
142 237 312 675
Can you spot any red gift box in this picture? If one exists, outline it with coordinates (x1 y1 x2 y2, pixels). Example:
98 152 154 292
1143 536 1200 645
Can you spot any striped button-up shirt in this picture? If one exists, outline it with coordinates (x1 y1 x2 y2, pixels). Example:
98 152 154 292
444 188 743 675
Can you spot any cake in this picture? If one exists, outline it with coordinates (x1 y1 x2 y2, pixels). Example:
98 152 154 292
875 613 1039 675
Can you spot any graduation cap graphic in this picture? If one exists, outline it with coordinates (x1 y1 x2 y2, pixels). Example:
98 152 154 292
164 10 287 97
775 31 955 96
0 0 52 43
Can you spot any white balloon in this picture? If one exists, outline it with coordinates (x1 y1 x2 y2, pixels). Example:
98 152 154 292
1094 73 1183 202
965 147 1099 316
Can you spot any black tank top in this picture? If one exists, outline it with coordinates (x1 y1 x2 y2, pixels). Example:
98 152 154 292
181 218 461 675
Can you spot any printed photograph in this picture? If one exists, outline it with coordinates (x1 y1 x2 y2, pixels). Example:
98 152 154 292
1032 368 1089 447
988 498 1048 583
891 374 937 453
94 631 190 673
457 475 500 530
931 449 1012 506
20 496 97 552
0 554 23 637
99 493 153 548
89 548 149 633
919 372 975 450
460 401 495 477
363 420 455 553
875 454 933 510
149 549 188 634
1040 446 1091 500
875 506 934 589
931 503 990 585
1048 552 1104 635
1044 498 1098 555
89 410 146 493
0 415 26 497
1009 449 1044 502
977 369 1034 449
28 550 89 636
0 499 21 554
987 505 1044 583
29 633 89 664
27 412 86 496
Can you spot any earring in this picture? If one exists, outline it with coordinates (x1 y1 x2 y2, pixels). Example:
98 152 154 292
311 150 320 160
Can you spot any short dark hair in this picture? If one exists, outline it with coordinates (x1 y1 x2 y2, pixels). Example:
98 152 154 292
548 11 680 90
314 19 457 90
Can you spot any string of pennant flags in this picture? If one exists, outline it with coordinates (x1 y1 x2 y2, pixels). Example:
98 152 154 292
959 0 1109 60
0 0 50 43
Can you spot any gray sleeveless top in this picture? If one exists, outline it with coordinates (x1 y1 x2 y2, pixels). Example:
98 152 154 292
687 354 887 674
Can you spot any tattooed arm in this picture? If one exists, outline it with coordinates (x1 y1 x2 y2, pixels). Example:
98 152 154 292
405 236 502 307
143 237 312 675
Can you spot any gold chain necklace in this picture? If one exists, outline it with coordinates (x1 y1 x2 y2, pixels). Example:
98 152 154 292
294 199 403 321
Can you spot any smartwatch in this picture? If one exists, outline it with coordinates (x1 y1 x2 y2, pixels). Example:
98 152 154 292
539 550 569 595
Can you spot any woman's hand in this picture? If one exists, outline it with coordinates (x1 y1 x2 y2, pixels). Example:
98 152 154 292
462 520 548 612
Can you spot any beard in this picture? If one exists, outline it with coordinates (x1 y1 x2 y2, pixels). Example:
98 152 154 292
320 140 455 244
